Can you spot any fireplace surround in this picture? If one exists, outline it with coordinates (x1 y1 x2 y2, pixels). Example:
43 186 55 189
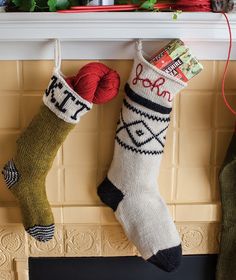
29 256 217 280
0 12 235 280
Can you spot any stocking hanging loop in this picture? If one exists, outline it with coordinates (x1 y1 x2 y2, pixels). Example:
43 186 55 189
54 39 62 73
136 39 143 52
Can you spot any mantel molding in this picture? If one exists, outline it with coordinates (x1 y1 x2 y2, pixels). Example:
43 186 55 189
1 12 236 41
0 12 235 60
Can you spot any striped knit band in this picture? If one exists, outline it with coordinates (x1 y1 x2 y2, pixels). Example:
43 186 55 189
125 83 172 115
2 160 20 189
43 72 92 124
26 224 55 242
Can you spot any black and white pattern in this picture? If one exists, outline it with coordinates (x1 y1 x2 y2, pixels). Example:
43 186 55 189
2 160 20 189
43 73 92 124
115 98 169 155
26 224 55 242
100 50 186 270
125 83 172 115
123 98 170 122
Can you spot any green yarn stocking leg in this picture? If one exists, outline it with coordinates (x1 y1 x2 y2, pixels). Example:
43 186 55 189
216 127 236 280
2 73 92 242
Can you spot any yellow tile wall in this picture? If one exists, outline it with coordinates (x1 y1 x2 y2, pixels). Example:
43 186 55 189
0 59 235 266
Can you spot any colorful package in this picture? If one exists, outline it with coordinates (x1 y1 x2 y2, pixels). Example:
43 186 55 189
149 39 203 82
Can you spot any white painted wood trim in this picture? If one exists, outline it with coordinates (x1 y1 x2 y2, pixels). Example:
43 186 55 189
0 12 235 60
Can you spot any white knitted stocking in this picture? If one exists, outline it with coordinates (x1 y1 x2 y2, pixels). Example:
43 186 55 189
98 42 187 272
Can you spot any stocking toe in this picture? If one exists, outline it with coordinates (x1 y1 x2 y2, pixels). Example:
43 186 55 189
147 244 182 272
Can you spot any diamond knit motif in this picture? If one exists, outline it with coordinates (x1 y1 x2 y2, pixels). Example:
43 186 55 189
116 108 168 153
97 46 187 273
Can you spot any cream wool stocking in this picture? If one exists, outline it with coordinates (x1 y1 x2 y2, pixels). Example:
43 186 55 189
98 42 187 272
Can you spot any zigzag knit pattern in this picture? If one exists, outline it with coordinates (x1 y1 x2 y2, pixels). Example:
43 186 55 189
115 136 164 155
98 51 187 273
123 99 170 122
115 96 169 155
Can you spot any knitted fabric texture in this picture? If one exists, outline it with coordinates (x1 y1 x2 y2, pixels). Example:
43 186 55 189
98 49 186 272
2 72 92 242
216 127 236 280
65 62 120 104
44 72 92 124
2 59 121 242
211 0 234 12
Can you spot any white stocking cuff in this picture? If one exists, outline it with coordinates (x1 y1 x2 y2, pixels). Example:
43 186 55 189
43 71 92 124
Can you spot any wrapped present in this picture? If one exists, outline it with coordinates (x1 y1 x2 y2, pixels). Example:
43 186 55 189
149 39 203 82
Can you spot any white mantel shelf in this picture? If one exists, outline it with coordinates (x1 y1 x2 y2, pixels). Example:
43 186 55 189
0 12 235 60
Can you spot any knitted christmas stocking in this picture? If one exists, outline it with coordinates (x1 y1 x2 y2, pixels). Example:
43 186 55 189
216 126 236 280
2 61 120 242
2 72 92 242
98 43 186 272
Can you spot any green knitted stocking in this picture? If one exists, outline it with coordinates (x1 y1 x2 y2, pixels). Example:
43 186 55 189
2 72 92 242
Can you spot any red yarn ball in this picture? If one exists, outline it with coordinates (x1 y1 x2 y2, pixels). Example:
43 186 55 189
65 62 120 104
